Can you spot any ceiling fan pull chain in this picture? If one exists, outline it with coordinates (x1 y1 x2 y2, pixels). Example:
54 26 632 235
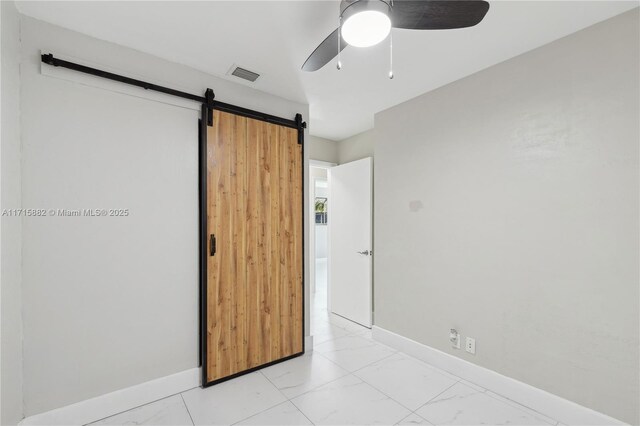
388 30 394 79
337 16 343 70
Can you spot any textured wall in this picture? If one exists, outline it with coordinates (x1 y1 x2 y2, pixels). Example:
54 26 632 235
309 135 339 163
338 129 374 164
374 10 639 423
1 1 24 423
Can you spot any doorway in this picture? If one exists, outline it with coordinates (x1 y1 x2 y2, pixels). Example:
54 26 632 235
310 158 373 345
310 162 334 323
314 175 329 314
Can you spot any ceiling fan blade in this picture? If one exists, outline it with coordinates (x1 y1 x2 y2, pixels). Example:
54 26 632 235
302 28 347 72
391 0 490 30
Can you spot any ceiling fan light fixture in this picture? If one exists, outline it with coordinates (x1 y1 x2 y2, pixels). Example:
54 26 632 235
340 0 391 48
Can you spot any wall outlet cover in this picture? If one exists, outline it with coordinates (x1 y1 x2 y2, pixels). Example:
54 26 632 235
465 337 476 354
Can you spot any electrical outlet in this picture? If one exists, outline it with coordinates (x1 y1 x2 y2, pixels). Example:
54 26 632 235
465 337 476 354
450 329 460 349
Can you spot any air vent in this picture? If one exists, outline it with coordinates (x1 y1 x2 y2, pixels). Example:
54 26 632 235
231 66 260 82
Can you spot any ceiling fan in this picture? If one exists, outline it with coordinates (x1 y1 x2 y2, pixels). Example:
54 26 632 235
302 0 490 76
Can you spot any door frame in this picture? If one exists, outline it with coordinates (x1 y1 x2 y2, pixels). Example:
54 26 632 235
199 104 306 388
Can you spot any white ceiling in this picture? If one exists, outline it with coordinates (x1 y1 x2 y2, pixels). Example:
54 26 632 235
17 1 638 140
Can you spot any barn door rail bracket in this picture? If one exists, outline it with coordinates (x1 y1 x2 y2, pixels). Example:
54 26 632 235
205 88 215 126
295 113 307 145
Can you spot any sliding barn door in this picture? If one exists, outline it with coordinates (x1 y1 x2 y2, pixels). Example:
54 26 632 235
204 109 303 385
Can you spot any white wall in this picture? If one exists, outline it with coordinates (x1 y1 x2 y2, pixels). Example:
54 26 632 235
374 10 639 424
18 15 309 417
338 129 374 164
308 135 339 163
1 1 24 424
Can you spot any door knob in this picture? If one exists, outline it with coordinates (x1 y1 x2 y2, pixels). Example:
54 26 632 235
357 250 371 255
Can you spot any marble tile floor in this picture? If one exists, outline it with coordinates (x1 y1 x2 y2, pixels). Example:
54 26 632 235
91 264 562 426
90 298 564 425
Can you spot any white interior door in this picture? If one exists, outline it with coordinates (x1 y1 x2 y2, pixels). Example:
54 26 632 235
329 157 373 327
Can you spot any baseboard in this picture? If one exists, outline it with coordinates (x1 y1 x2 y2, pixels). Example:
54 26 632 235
20 368 200 425
20 337 314 426
372 326 626 426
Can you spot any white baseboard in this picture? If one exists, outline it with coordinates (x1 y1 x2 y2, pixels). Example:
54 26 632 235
20 368 200 426
19 339 314 426
372 326 626 426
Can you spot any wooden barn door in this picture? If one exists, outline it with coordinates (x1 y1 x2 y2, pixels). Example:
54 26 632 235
203 109 304 385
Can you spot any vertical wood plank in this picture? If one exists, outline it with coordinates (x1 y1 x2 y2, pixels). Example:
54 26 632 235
245 117 260 369
206 113 218 381
257 120 271 367
279 127 292 358
230 114 248 373
290 127 304 354
270 126 282 358
220 112 232 378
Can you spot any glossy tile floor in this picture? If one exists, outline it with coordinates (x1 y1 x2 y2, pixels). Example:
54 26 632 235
91 261 561 425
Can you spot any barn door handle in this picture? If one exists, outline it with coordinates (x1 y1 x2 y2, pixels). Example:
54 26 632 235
210 234 216 256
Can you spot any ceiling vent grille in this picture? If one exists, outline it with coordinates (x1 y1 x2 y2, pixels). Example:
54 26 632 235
231 66 260 82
